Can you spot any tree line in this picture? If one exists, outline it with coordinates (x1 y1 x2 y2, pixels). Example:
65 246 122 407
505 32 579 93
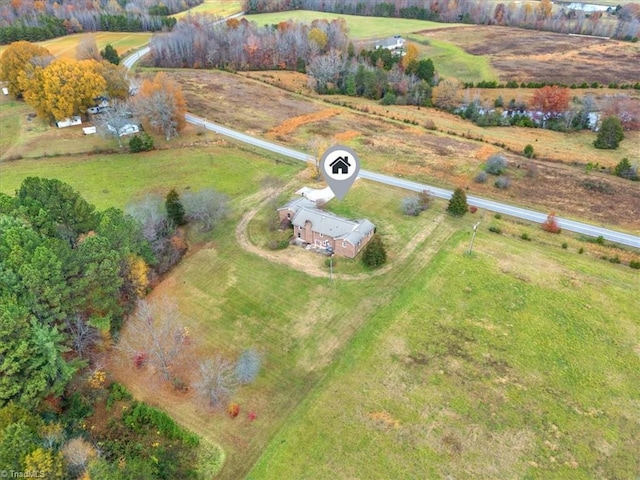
243 0 640 41
149 16 350 70
0 0 202 44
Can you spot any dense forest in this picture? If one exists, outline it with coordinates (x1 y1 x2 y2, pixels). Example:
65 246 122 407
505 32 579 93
0 178 204 477
243 0 640 40
0 0 203 43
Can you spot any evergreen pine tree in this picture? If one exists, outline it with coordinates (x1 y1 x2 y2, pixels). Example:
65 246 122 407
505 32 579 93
362 234 387 268
165 189 186 226
447 188 469 216
594 116 624 149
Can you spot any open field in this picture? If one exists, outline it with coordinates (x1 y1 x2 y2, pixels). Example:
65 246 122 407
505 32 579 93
0 143 300 209
420 25 640 85
0 32 152 59
243 10 461 39
1 132 638 478
106 175 456 479
405 35 498 83
167 69 640 233
171 0 242 18
250 231 640 479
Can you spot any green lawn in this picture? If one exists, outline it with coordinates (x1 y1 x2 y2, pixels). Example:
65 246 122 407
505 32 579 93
0 145 300 209
407 35 498 83
0 99 27 158
244 10 460 40
249 233 640 479
172 0 242 19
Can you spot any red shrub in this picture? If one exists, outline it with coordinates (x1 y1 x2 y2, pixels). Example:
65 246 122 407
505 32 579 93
247 411 257 421
134 351 148 369
469 206 478 214
541 212 561 234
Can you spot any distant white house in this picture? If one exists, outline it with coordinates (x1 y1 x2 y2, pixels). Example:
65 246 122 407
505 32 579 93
565 2 610 13
375 35 405 53
107 123 140 137
56 116 82 128
2 87 8 95
82 126 97 135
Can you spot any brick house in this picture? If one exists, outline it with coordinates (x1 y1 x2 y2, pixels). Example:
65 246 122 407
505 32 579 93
278 198 376 258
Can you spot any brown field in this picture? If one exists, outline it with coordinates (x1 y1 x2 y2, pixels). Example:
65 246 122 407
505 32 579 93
170 69 640 233
419 25 640 85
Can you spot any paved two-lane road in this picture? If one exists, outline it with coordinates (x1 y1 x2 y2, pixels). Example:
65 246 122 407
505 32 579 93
122 49 640 249
185 114 640 248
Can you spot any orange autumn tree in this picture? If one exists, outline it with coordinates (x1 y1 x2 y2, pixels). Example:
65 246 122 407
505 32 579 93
132 72 186 140
530 85 570 126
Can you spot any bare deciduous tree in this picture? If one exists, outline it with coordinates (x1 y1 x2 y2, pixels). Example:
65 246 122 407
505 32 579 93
194 355 237 408
117 299 187 380
65 313 100 359
132 72 186 140
75 35 101 61
182 189 229 232
92 99 135 147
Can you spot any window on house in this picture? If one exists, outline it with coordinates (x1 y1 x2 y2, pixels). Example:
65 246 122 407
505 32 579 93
287 213 291 219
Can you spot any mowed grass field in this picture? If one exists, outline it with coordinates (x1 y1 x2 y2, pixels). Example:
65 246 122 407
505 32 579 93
172 0 242 19
2 142 639 478
244 10 460 39
0 32 152 58
0 144 300 209
249 232 640 479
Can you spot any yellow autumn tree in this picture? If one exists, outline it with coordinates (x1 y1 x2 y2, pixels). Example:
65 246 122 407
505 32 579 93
401 43 419 71
133 72 186 140
308 27 328 51
0 41 52 97
126 254 149 297
44 59 106 120
22 58 106 121
24 448 64 479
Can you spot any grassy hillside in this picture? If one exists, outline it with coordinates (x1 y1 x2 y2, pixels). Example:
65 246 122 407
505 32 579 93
171 0 242 18
249 232 640 479
243 10 457 40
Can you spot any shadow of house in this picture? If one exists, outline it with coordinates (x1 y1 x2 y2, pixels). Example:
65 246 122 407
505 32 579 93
278 198 375 258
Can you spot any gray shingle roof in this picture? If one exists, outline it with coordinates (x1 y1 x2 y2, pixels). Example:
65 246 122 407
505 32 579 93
278 198 375 245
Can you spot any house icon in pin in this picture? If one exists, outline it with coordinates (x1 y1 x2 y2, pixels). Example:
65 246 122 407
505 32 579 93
329 156 351 175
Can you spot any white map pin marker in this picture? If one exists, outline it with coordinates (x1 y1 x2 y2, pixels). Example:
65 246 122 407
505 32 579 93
320 145 361 200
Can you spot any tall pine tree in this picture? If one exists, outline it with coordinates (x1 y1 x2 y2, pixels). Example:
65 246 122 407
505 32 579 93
165 189 186 226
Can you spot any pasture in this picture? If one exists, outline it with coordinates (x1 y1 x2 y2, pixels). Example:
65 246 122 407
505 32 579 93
249 230 640 479
1 123 638 479
21 32 151 59
243 10 460 40
420 25 640 85
171 69 640 233
171 0 243 19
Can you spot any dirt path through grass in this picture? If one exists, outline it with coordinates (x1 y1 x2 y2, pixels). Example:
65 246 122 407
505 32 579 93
235 192 446 280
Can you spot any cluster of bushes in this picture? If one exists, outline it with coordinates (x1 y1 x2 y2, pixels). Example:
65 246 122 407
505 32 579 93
474 154 511 189
129 133 155 153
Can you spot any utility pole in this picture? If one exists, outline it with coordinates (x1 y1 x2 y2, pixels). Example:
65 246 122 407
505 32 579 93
329 254 334 282
468 221 481 255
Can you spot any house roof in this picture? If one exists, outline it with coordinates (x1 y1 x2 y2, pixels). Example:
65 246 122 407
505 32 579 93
376 36 405 48
278 198 375 245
